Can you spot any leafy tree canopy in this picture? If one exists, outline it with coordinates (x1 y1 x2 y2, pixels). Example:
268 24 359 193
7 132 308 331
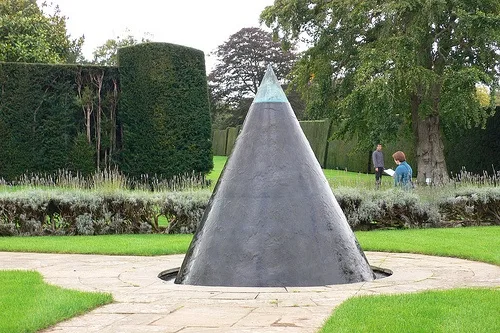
208 27 301 128
209 27 297 104
91 31 152 66
0 0 82 63
262 0 500 182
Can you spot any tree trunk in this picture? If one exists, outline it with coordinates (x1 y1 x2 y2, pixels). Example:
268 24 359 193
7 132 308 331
86 111 91 143
411 95 449 184
92 71 104 170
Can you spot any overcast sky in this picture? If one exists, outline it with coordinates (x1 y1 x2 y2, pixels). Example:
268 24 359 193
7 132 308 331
39 0 276 71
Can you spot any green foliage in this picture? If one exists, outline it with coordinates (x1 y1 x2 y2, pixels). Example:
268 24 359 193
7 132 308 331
3 181 500 236
0 62 120 180
225 126 240 155
262 0 500 180
438 187 500 226
162 191 210 234
299 119 331 167
0 0 82 63
0 270 112 333
335 187 440 229
118 42 213 179
92 31 152 66
0 188 212 236
69 132 96 176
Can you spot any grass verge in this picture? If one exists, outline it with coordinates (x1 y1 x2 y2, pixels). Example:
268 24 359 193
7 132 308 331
0 270 112 333
356 226 500 266
0 234 193 256
1 227 498 265
320 288 500 333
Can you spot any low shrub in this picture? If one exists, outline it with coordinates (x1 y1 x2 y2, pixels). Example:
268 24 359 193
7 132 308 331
0 186 499 236
161 191 210 234
0 189 211 236
334 188 440 230
437 187 500 227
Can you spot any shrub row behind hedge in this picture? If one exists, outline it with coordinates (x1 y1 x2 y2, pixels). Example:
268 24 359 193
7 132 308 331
1 187 499 236
0 189 210 236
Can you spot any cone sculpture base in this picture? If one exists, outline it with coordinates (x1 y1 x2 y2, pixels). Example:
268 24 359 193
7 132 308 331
174 66 374 287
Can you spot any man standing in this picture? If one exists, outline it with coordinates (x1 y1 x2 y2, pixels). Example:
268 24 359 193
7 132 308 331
372 143 384 189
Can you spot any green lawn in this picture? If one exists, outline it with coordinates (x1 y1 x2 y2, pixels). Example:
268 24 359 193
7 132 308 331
0 234 192 256
320 288 500 333
0 227 499 264
356 226 500 266
206 155 227 185
0 270 112 333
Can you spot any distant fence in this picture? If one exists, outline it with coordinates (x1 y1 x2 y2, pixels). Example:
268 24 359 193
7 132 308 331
212 120 371 172
211 119 416 173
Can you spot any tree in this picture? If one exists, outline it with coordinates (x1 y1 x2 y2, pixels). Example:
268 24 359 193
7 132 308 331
262 0 500 183
0 0 82 63
476 85 491 107
208 27 300 128
92 32 152 66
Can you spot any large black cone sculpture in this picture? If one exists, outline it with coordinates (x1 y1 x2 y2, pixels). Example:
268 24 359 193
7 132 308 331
175 65 374 287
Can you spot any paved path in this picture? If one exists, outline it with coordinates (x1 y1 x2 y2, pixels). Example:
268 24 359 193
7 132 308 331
1 251 499 333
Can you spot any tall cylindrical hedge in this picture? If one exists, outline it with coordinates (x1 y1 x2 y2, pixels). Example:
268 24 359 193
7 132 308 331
117 43 213 178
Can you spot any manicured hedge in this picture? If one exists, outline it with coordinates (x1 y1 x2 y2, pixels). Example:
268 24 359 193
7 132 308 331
444 107 500 174
0 62 119 180
1 42 213 182
300 119 331 167
212 129 228 156
117 43 213 179
225 126 240 156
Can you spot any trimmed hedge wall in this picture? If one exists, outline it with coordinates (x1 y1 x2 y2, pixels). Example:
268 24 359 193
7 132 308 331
0 42 213 181
117 43 213 178
325 135 367 172
225 126 241 156
212 129 227 156
444 107 500 174
0 62 119 180
300 119 331 167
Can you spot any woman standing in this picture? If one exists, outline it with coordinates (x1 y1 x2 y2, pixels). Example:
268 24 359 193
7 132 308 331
392 151 413 190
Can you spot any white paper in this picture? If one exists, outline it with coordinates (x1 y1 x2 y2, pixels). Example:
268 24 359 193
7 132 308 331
384 168 395 177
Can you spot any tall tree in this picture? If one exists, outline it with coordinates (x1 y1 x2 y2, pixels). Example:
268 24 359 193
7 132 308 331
208 27 300 128
92 32 152 66
262 0 500 183
0 0 82 63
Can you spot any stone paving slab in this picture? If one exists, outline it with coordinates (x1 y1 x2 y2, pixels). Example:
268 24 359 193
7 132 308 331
0 251 498 333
